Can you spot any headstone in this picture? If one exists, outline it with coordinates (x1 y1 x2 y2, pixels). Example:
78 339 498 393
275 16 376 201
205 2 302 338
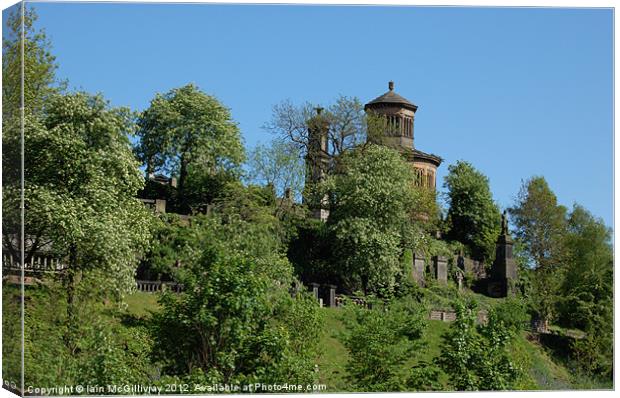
413 253 426 286
433 256 448 285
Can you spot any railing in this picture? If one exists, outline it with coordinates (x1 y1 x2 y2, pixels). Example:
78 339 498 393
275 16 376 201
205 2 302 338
2 253 67 273
135 280 183 293
334 294 372 309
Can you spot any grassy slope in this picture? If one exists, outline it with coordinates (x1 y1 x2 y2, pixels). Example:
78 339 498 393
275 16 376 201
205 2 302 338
121 291 590 392
311 303 575 392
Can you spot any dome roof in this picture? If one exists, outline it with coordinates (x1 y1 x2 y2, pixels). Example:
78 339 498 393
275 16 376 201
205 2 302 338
365 81 418 112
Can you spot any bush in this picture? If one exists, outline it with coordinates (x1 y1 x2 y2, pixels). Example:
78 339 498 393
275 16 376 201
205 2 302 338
436 300 521 391
150 210 323 385
341 297 428 391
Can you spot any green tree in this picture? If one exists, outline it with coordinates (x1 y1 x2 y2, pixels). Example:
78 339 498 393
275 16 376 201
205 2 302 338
151 212 322 386
437 301 520 391
2 93 152 350
2 5 66 387
558 205 613 379
135 84 245 212
247 139 305 201
2 5 64 119
326 144 437 295
508 176 567 326
342 297 429 391
443 160 501 261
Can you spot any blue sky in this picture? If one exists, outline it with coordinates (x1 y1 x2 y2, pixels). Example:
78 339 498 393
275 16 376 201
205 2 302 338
5 2 614 227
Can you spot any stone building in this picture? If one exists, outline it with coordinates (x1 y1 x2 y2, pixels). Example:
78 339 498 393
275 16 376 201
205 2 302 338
305 81 443 220
304 82 518 298
364 81 442 190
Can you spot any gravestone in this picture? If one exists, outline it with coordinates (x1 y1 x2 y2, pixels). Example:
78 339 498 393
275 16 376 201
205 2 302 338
413 253 426 287
433 256 448 285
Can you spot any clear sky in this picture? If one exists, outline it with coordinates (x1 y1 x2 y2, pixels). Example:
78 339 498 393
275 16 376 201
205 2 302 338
5 1 614 227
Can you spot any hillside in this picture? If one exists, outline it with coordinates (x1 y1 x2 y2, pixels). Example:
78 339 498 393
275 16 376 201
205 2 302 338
4 284 609 392
316 307 576 391
121 290 603 391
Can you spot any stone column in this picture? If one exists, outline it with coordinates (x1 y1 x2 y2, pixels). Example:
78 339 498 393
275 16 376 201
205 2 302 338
310 283 320 301
327 284 337 308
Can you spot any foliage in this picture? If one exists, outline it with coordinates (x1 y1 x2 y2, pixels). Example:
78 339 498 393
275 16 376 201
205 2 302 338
559 205 612 329
508 176 567 324
437 301 521 391
490 298 530 335
2 5 64 119
2 93 153 301
19 282 157 389
135 83 245 212
140 182 285 284
341 297 428 391
287 218 338 285
325 144 437 295
151 213 322 385
246 139 305 201
137 213 192 280
509 176 567 270
1 283 22 388
443 160 501 261
557 205 613 379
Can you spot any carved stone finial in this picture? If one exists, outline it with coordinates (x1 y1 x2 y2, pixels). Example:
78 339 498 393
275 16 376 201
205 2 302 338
388 81 394 91
315 107 324 115
501 210 508 235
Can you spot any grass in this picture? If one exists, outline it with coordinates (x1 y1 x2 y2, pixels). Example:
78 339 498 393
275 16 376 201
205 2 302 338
120 289 608 392
315 308 350 391
124 291 161 318
510 331 573 390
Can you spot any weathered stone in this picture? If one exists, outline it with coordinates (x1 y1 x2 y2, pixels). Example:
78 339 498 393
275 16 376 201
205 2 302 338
155 199 166 213
327 284 337 308
433 256 448 285
310 282 320 300
489 211 518 297
413 252 426 287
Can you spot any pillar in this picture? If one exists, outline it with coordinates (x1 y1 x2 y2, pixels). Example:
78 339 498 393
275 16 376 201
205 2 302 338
327 284 337 308
310 283 320 301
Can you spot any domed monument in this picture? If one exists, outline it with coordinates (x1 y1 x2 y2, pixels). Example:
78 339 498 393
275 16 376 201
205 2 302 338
364 81 442 190
305 81 443 221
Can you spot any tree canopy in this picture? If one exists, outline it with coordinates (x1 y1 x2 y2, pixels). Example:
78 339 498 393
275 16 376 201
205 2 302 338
325 144 438 295
135 84 245 212
2 5 64 119
508 176 567 324
443 160 501 262
2 93 153 298
246 139 305 201
557 205 613 378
